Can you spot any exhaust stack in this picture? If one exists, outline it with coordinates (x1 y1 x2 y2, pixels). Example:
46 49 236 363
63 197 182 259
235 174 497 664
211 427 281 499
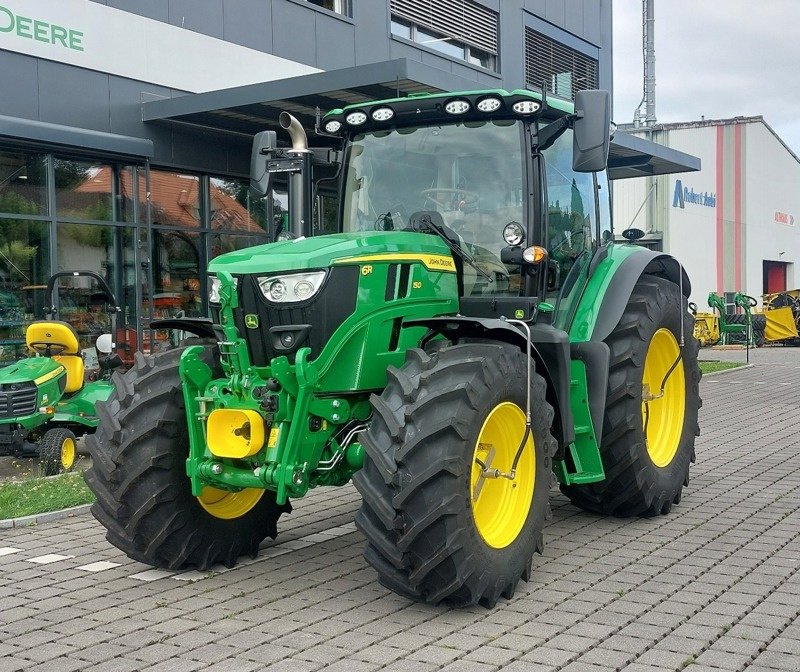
280 112 309 152
280 113 312 238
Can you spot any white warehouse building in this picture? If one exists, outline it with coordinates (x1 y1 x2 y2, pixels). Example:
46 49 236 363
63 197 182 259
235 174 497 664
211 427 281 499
613 117 800 309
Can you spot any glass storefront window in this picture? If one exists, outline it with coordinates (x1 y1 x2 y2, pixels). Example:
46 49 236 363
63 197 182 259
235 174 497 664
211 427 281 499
209 177 268 233
0 219 50 364
0 149 48 216
149 169 201 229
56 223 137 367
55 159 114 221
151 229 203 318
116 166 145 223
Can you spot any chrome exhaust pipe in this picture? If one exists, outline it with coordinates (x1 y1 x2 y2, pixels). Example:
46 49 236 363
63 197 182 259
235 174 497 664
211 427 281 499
279 112 308 152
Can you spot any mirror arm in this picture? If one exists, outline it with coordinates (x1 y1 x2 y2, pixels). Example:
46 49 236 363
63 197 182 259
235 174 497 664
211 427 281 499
537 113 579 153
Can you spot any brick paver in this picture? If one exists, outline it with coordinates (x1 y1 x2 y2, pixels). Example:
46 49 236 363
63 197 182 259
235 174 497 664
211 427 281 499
1 347 799 671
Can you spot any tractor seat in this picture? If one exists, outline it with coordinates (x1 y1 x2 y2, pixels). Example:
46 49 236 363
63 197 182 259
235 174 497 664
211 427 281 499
26 321 85 393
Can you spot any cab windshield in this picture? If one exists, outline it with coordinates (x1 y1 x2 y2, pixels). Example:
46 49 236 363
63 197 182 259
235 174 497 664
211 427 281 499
341 120 526 297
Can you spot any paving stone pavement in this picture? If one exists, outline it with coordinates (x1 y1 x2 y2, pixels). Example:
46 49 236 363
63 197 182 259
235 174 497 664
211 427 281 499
1 348 799 671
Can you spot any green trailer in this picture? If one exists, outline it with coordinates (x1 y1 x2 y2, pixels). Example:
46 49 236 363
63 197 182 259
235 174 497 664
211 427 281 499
85 88 700 608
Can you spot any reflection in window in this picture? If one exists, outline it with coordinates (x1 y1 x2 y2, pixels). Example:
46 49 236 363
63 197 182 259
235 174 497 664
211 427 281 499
149 170 201 229
152 229 203 318
209 177 268 233
0 220 50 364
307 0 351 16
56 223 137 355
0 150 48 216
55 159 114 221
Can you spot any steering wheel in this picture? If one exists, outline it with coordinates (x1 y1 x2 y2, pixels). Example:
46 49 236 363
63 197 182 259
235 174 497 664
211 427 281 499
421 188 479 211
28 341 69 357
745 295 758 307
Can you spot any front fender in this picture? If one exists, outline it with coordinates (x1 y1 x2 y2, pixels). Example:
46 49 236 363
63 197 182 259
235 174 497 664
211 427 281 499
404 316 574 448
570 245 691 343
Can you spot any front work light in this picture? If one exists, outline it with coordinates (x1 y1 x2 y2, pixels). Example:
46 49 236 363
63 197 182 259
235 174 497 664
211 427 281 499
444 99 470 115
512 100 541 115
371 107 394 121
345 111 368 125
477 97 502 113
324 120 342 133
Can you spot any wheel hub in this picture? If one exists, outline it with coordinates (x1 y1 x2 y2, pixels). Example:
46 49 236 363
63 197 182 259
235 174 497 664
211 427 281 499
642 328 686 468
470 402 535 549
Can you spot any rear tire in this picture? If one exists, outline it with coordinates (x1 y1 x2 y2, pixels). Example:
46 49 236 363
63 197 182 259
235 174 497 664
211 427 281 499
354 343 556 607
562 275 701 517
40 428 76 476
84 346 290 570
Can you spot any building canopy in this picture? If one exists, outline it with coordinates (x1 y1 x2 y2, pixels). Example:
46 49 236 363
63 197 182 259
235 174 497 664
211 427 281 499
143 59 699 180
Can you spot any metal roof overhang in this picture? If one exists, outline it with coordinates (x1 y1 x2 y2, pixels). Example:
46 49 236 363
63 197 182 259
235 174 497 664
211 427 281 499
142 58 699 178
0 115 154 159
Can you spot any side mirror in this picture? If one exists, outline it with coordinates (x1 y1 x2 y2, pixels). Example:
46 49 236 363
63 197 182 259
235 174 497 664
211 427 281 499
250 130 277 198
95 333 113 354
572 90 611 173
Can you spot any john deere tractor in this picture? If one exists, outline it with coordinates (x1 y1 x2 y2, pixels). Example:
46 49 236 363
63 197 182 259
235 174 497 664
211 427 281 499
85 89 700 608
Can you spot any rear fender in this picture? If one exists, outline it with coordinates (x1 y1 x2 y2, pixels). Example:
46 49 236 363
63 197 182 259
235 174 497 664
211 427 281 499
404 316 574 448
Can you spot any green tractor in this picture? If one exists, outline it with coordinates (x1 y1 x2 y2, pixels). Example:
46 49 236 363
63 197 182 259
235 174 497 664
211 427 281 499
0 271 122 475
85 88 700 607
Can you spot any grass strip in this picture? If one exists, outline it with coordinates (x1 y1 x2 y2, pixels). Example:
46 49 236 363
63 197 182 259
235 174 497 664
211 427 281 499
0 471 95 521
699 361 746 374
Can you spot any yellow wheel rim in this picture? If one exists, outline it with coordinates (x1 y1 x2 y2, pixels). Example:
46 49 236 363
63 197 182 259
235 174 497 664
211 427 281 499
642 328 686 467
470 402 535 549
197 486 264 520
61 437 75 471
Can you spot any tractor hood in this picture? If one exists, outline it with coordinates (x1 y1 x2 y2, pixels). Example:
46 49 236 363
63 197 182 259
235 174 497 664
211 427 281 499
208 231 452 276
0 357 64 386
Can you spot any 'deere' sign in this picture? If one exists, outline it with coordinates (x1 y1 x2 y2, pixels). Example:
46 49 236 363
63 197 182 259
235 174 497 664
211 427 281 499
0 4 83 51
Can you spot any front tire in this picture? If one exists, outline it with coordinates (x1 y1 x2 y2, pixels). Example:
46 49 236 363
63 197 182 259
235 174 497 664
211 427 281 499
84 346 290 570
354 343 556 608
562 275 701 517
40 427 76 476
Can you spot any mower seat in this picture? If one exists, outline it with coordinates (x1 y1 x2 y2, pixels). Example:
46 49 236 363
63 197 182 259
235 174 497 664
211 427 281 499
26 321 85 393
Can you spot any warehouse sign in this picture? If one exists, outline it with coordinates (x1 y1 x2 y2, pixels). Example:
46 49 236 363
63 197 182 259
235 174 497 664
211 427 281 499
0 0 319 93
672 180 716 209
0 4 84 51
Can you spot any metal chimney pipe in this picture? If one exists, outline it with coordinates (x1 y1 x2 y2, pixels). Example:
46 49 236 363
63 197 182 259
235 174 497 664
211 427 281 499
644 0 656 125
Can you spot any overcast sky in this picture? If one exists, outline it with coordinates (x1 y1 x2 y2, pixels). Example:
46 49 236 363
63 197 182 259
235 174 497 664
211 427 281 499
613 0 800 156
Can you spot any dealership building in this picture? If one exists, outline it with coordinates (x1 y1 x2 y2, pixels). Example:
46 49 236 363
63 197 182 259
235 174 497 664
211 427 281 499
0 0 693 363
614 117 800 310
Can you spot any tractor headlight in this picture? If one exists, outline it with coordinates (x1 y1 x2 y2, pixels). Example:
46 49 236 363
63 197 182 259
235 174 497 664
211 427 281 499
503 222 526 246
208 276 238 305
257 271 326 304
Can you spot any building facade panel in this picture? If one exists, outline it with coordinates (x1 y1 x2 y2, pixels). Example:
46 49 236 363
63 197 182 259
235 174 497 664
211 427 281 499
614 119 800 307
